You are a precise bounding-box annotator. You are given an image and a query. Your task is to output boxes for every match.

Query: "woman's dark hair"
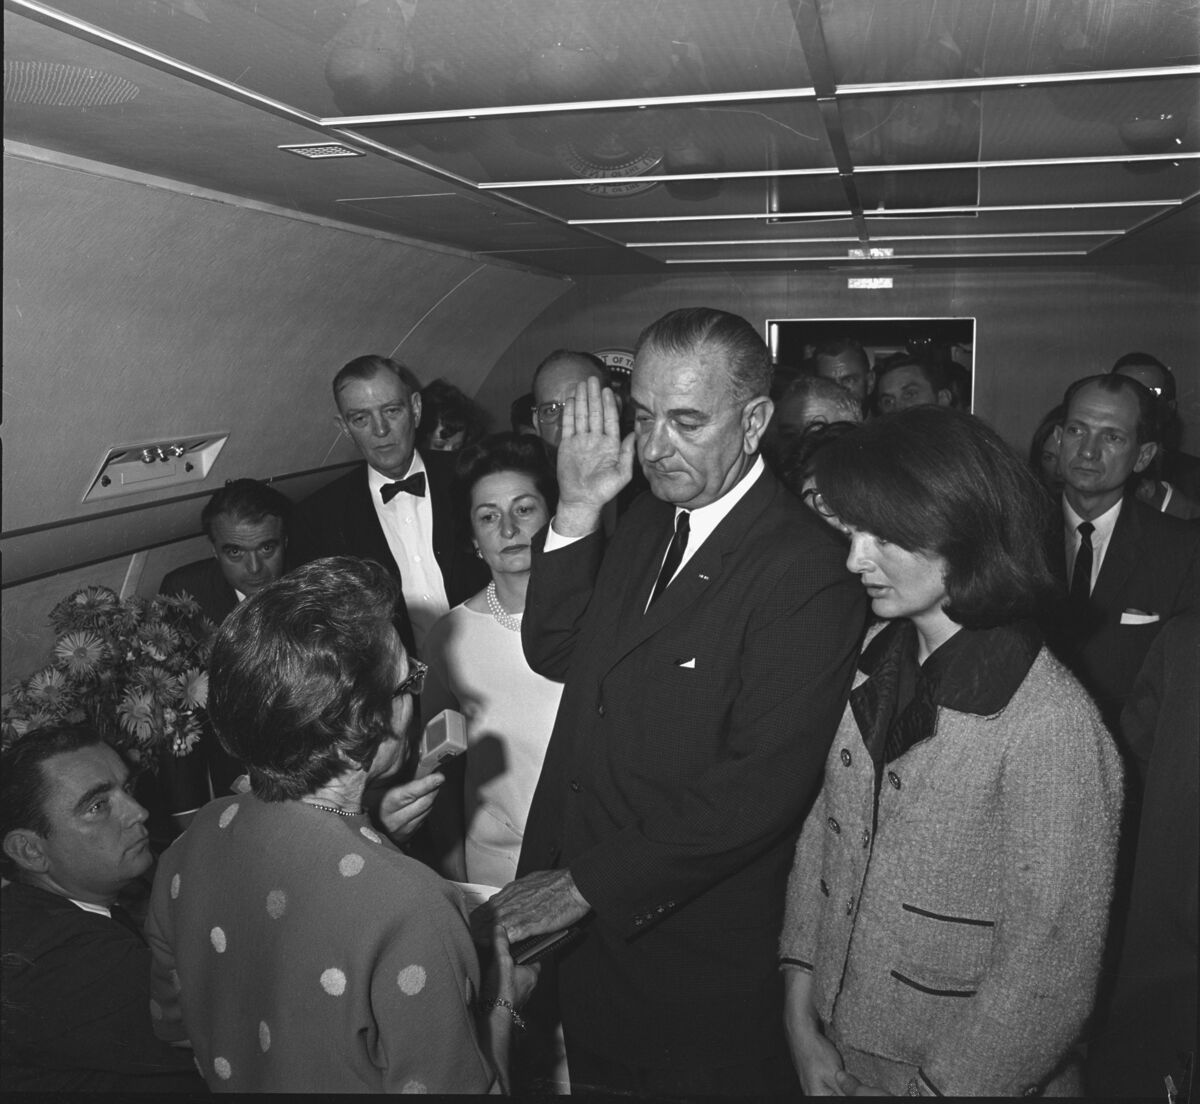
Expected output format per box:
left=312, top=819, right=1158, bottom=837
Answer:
left=0, top=724, right=112, bottom=876
left=778, top=420, right=862, bottom=500
left=814, top=406, right=1055, bottom=629
left=417, top=378, right=490, bottom=451
left=208, top=557, right=402, bottom=801
left=453, top=432, right=558, bottom=532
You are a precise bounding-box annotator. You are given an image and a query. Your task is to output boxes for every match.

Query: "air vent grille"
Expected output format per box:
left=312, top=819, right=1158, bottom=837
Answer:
left=278, top=143, right=364, bottom=159
left=4, top=61, right=139, bottom=107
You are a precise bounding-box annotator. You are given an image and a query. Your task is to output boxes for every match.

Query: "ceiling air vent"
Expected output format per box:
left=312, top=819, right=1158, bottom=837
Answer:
left=278, top=143, right=364, bottom=159
left=4, top=61, right=139, bottom=107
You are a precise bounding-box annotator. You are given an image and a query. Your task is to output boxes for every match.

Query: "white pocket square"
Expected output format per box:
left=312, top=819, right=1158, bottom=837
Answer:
left=675, top=657, right=697, bottom=669
left=1120, top=610, right=1160, bottom=625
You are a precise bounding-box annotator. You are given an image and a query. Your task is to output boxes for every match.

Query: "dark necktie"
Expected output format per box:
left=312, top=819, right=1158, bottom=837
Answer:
left=1070, top=521, right=1095, bottom=612
left=648, top=511, right=690, bottom=608
left=380, top=471, right=426, bottom=503
left=109, top=903, right=147, bottom=945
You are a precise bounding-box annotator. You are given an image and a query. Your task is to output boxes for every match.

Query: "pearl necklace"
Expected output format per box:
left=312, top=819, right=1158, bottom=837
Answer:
left=486, top=582, right=524, bottom=632
left=302, top=799, right=364, bottom=818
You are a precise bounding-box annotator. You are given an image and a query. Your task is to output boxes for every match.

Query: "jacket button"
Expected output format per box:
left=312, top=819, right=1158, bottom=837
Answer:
left=845, top=897, right=855, bottom=916
left=827, top=817, right=840, bottom=835
left=861, top=829, right=870, bottom=848
left=840, top=748, right=852, bottom=766
left=819, top=879, right=830, bottom=897
left=888, top=771, right=901, bottom=790
left=569, top=780, right=581, bottom=793
left=597, top=703, right=606, bottom=717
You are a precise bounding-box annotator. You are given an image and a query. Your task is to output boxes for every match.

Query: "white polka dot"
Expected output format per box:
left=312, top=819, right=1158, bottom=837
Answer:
left=338, top=853, right=365, bottom=877
left=359, top=826, right=382, bottom=844
left=320, top=967, right=347, bottom=996
left=259, top=1021, right=271, bottom=1052
left=401, top=1080, right=427, bottom=1093
left=149, top=999, right=164, bottom=1021
left=218, top=803, right=240, bottom=829
left=397, top=964, right=427, bottom=995
left=266, top=889, right=287, bottom=919
left=210, top=926, right=227, bottom=953
left=214, top=1056, right=232, bottom=1080
left=170, top=873, right=181, bottom=899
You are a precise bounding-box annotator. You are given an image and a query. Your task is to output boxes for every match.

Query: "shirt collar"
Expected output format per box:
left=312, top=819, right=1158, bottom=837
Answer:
left=672, top=456, right=765, bottom=546
left=366, top=449, right=426, bottom=495
left=69, top=897, right=113, bottom=918
left=1063, top=493, right=1123, bottom=544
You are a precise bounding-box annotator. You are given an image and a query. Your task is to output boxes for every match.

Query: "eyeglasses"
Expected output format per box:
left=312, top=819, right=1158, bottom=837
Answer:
left=393, top=658, right=428, bottom=699
left=531, top=400, right=567, bottom=425
left=801, top=487, right=836, bottom=519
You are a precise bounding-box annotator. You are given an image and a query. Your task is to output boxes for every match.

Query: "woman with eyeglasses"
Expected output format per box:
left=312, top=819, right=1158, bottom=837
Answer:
left=145, top=557, right=536, bottom=1093
left=780, top=408, right=1123, bottom=1097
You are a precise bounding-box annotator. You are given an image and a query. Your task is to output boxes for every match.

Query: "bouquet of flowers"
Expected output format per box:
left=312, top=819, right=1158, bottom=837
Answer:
left=1, top=584, right=215, bottom=764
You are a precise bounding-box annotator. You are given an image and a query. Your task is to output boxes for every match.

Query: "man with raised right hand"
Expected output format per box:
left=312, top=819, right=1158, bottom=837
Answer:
left=481, top=307, right=866, bottom=1096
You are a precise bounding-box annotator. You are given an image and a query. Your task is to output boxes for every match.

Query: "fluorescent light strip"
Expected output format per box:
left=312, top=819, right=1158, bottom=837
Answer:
left=839, top=64, right=1200, bottom=97
left=636, top=229, right=1123, bottom=248
left=865, top=200, right=1180, bottom=216
left=664, top=251, right=1089, bottom=263
left=482, top=152, right=1199, bottom=190
left=569, top=201, right=1179, bottom=226
left=321, top=86, right=817, bottom=127
left=318, top=65, right=1199, bottom=126
left=480, top=167, right=836, bottom=189
left=856, top=152, right=1200, bottom=174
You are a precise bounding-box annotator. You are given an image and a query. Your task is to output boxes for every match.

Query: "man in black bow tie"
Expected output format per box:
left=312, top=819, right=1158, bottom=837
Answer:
left=292, top=355, right=488, bottom=656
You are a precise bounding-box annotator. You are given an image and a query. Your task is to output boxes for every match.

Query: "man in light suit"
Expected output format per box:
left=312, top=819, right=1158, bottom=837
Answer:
left=1048, top=373, right=1200, bottom=737
left=292, top=355, right=488, bottom=656
left=483, top=308, right=866, bottom=1096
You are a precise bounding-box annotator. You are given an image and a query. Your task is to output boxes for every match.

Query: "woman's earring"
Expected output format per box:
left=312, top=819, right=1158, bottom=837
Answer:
left=474, top=546, right=483, bottom=558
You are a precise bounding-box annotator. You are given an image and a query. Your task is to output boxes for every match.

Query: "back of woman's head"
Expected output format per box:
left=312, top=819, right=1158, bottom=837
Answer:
left=453, top=432, right=558, bottom=527
left=814, top=406, right=1054, bottom=628
left=208, top=557, right=401, bottom=801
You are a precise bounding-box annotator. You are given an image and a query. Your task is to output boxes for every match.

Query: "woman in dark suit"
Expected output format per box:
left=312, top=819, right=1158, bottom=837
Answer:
left=781, top=407, right=1123, bottom=1097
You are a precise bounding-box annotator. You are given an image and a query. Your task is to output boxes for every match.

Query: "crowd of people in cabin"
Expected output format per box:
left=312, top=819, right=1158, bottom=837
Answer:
left=1, top=307, right=1196, bottom=1098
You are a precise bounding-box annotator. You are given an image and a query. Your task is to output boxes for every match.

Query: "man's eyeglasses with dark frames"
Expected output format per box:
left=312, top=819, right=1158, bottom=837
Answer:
left=393, top=659, right=428, bottom=700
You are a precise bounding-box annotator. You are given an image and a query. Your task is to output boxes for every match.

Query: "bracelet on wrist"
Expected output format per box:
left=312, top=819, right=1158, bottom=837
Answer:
left=483, top=997, right=527, bottom=1032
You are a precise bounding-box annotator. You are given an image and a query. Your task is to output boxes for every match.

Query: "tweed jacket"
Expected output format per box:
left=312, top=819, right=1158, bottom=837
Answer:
left=780, top=633, right=1123, bottom=1097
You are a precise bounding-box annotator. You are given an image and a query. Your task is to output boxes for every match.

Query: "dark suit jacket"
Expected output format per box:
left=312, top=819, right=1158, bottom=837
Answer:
left=159, top=557, right=237, bottom=626
left=1086, top=614, right=1198, bottom=1095
left=291, top=455, right=488, bottom=656
left=1046, top=494, right=1200, bottom=733
left=0, top=882, right=204, bottom=1093
left=158, top=559, right=243, bottom=794
left=517, top=467, right=866, bottom=1070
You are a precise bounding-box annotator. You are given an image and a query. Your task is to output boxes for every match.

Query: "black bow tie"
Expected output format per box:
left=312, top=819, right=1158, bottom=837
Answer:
left=380, top=472, right=426, bottom=503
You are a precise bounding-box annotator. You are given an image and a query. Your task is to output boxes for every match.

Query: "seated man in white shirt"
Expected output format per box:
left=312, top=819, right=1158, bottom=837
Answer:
left=0, top=725, right=204, bottom=1094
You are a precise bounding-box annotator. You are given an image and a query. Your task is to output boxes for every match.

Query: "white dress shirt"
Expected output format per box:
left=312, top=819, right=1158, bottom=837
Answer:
left=1063, top=495, right=1123, bottom=595
left=367, top=452, right=449, bottom=650
left=546, top=457, right=767, bottom=607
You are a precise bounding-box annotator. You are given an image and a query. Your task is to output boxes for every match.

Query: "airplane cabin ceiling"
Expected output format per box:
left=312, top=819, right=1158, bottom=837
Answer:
left=4, top=0, right=1199, bottom=275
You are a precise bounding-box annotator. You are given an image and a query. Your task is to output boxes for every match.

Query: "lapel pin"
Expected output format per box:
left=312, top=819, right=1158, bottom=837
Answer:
left=698, top=573, right=710, bottom=581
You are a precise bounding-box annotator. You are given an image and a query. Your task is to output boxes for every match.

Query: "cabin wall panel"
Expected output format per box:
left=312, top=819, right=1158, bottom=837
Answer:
left=1, top=151, right=569, bottom=584
left=481, top=265, right=1199, bottom=453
